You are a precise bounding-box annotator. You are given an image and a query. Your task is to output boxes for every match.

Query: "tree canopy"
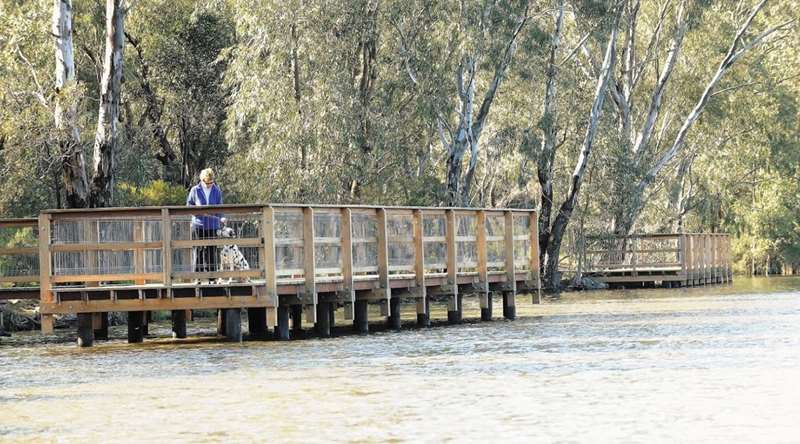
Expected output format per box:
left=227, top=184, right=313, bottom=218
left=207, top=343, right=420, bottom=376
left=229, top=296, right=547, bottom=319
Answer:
left=0, top=0, right=796, bottom=282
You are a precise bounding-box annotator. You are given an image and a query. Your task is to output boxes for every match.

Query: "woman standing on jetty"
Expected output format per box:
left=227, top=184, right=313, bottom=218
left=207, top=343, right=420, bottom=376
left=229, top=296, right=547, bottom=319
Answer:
left=186, top=168, right=225, bottom=274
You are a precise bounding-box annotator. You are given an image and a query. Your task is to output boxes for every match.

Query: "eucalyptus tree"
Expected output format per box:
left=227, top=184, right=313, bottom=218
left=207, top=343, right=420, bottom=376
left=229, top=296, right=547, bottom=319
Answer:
left=539, top=3, right=620, bottom=289
left=52, top=0, right=89, bottom=208
left=597, top=0, right=795, bottom=236
left=89, top=0, right=125, bottom=207
left=435, top=1, right=531, bottom=206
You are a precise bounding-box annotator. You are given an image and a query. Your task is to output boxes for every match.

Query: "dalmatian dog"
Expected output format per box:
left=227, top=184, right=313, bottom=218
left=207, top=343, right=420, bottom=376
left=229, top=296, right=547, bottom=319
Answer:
left=217, top=226, right=250, bottom=283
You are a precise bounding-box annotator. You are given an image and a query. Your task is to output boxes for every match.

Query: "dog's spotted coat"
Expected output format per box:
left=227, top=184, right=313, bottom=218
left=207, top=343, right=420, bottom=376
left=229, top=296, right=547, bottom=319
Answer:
left=218, top=226, right=250, bottom=282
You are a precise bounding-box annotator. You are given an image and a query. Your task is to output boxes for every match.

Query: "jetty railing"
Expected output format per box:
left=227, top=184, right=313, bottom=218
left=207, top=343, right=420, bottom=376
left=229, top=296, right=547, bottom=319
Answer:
left=1, top=204, right=541, bottom=334
left=0, top=218, right=40, bottom=300
left=583, top=233, right=732, bottom=286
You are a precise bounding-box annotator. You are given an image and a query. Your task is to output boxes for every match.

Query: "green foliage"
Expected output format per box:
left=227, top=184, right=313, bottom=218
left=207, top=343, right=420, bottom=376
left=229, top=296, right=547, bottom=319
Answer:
left=116, top=180, right=187, bottom=206
left=0, top=0, right=797, bottom=275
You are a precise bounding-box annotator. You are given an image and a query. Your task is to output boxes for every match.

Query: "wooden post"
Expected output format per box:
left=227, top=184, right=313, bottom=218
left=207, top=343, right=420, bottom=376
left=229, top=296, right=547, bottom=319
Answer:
left=727, top=235, right=733, bottom=282
left=171, top=309, right=187, bottom=338
left=445, top=209, right=460, bottom=323
left=386, top=208, right=402, bottom=330
left=142, top=311, right=151, bottom=336
left=93, top=312, right=109, bottom=340
left=303, top=207, right=317, bottom=323
left=680, top=234, right=688, bottom=286
left=127, top=311, right=144, bottom=344
left=476, top=211, right=491, bottom=321
left=376, top=208, right=391, bottom=317
left=529, top=210, right=541, bottom=304
left=224, top=308, right=242, bottom=342
left=503, top=211, right=516, bottom=320
left=291, top=304, right=303, bottom=337
left=315, top=301, right=332, bottom=338
left=354, top=299, right=369, bottom=334
left=247, top=307, right=268, bottom=340
left=631, top=237, right=638, bottom=278
left=714, top=234, right=724, bottom=284
left=134, top=219, right=145, bottom=284
left=340, top=208, right=355, bottom=320
left=276, top=305, right=290, bottom=340
left=161, top=209, right=172, bottom=295
left=38, top=214, right=54, bottom=334
left=262, top=207, right=278, bottom=327
left=389, top=296, right=401, bottom=331
left=413, top=209, right=428, bottom=327
left=691, top=235, right=698, bottom=286
left=703, top=234, right=710, bottom=284
left=76, top=313, right=94, bottom=346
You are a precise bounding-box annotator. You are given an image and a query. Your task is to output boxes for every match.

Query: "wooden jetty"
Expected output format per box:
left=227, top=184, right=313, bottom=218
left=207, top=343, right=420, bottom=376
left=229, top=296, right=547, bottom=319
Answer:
left=582, top=233, right=733, bottom=287
left=0, top=204, right=541, bottom=345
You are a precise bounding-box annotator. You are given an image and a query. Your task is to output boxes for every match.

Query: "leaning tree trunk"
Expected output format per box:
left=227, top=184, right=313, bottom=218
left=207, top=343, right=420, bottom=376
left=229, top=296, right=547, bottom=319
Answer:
left=613, top=0, right=784, bottom=236
left=52, top=0, right=89, bottom=209
left=441, top=3, right=529, bottom=206
left=542, top=14, right=619, bottom=290
left=89, top=0, right=125, bottom=208
left=126, top=32, right=179, bottom=184
left=537, top=0, right=564, bottom=273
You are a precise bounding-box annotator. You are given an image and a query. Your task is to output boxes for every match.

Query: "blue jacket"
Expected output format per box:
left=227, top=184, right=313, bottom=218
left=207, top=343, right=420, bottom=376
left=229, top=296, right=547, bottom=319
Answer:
left=187, top=183, right=224, bottom=230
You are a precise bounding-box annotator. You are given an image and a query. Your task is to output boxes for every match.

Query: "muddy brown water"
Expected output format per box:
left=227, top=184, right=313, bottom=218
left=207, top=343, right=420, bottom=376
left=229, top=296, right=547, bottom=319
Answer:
left=1, top=277, right=799, bottom=443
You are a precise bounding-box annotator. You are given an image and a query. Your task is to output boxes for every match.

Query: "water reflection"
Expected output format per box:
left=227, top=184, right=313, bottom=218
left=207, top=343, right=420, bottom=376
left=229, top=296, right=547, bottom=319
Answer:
left=1, top=277, right=799, bottom=442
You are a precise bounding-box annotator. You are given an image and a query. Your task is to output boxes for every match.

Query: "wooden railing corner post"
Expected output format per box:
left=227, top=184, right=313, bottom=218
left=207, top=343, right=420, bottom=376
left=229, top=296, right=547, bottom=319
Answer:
left=340, top=207, right=355, bottom=319
left=160, top=208, right=172, bottom=293
left=529, top=209, right=541, bottom=304
left=302, top=206, right=318, bottom=322
left=261, top=206, right=277, bottom=310
left=445, top=209, right=458, bottom=311
left=412, top=209, right=427, bottom=318
left=38, top=213, right=54, bottom=334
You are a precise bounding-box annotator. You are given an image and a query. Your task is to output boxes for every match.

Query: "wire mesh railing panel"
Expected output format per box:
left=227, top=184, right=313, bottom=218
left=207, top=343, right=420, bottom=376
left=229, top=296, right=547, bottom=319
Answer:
left=351, top=213, right=378, bottom=274
left=314, top=211, right=342, bottom=275
left=51, top=220, right=89, bottom=244
left=145, top=249, right=162, bottom=273
left=486, top=214, right=505, bottom=270
left=143, top=220, right=162, bottom=241
left=456, top=214, right=477, bottom=270
left=170, top=216, right=193, bottom=241
left=387, top=213, right=414, bottom=273
left=96, top=251, right=134, bottom=274
left=584, top=234, right=699, bottom=273
left=513, top=214, right=531, bottom=271
left=0, top=255, right=39, bottom=279
left=0, top=225, right=39, bottom=247
left=274, top=210, right=304, bottom=277
left=637, top=236, right=680, bottom=267
left=423, top=214, right=446, bottom=270
left=97, top=220, right=134, bottom=242
left=0, top=223, right=39, bottom=283
left=52, top=251, right=86, bottom=276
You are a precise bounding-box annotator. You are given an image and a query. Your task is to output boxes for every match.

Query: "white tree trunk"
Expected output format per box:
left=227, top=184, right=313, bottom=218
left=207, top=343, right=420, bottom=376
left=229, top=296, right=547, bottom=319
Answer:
left=52, top=0, right=89, bottom=208
left=543, top=14, right=619, bottom=289
left=442, top=2, right=529, bottom=206
left=537, top=0, right=565, bottom=271
left=90, top=0, right=125, bottom=207
left=620, top=0, right=785, bottom=232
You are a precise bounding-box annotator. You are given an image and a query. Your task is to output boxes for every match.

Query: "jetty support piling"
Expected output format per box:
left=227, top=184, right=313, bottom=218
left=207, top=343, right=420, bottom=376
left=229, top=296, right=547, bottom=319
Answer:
left=171, top=309, right=187, bottom=339
left=77, top=313, right=94, bottom=347
left=247, top=307, right=268, bottom=340
left=276, top=305, right=290, bottom=340
left=127, top=311, right=144, bottom=343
